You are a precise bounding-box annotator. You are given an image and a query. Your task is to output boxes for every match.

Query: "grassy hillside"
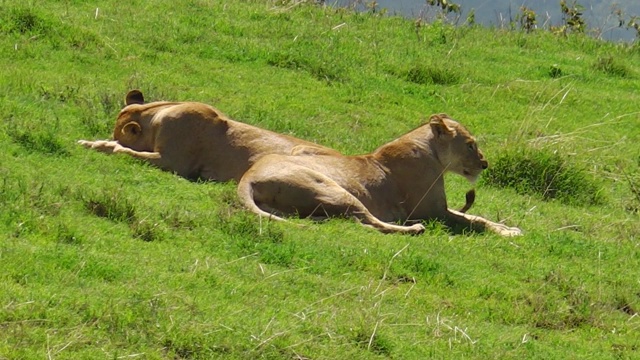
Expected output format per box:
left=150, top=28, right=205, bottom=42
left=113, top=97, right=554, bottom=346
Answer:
left=1, top=0, right=639, bottom=358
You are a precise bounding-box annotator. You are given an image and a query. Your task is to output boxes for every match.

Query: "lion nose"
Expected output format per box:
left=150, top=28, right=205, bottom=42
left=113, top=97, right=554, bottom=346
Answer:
left=481, top=159, right=488, bottom=169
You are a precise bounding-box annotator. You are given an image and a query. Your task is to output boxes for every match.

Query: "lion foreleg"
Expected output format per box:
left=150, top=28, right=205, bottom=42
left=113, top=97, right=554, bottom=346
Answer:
left=445, top=209, right=522, bottom=237
left=111, top=146, right=161, bottom=161
left=78, top=139, right=120, bottom=154
left=78, top=139, right=163, bottom=166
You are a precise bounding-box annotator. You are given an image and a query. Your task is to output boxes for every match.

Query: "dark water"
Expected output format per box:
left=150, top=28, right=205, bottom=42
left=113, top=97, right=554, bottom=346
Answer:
left=333, top=0, right=639, bottom=42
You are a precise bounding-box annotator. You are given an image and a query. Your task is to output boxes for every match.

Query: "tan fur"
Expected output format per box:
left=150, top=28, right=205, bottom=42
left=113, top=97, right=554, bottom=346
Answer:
left=78, top=90, right=338, bottom=181
left=238, top=114, right=522, bottom=236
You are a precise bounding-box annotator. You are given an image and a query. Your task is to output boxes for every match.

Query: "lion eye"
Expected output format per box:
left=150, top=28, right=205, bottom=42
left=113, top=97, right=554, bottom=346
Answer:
left=467, top=143, right=475, bottom=151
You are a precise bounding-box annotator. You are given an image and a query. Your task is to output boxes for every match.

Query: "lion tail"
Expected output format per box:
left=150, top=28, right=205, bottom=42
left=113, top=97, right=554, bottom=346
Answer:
left=459, top=189, right=475, bottom=213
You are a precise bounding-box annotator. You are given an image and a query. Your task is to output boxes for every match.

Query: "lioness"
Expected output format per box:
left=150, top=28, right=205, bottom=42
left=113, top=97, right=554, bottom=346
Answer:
left=237, top=114, right=522, bottom=236
left=78, top=90, right=339, bottom=181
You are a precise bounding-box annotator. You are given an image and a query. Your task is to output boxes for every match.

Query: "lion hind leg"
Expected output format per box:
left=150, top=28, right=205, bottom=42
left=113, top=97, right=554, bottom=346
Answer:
left=237, top=175, right=290, bottom=223
left=238, top=167, right=424, bottom=235
left=313, top=190, right=425, bottom=234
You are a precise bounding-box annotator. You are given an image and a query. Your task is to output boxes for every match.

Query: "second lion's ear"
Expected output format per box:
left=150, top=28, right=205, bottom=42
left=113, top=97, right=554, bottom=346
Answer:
left=122, top=122, right=141, bottom=136
left=429, top=114, right=453, bottom=137
left=125, top=90, right=145, bottom=105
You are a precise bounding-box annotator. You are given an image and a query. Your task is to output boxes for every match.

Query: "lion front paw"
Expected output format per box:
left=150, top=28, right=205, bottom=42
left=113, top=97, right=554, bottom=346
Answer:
left=77, top=139, right=93, bottom=148
left=495, top=224, right=523, bottom=237
left=77, top=140, right=119, bottom=154
left=408, top=223, right=426, bottom=235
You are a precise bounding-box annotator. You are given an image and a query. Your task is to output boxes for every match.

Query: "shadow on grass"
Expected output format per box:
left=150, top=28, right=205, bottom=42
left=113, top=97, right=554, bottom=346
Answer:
left=7, top=127, right=69, bottom=156
left=81, top=189, right=165, bottom=242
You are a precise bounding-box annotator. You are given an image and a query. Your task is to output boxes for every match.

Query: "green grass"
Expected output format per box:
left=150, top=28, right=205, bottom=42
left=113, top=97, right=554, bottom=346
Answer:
left=1, top=0, right=639, bottom=358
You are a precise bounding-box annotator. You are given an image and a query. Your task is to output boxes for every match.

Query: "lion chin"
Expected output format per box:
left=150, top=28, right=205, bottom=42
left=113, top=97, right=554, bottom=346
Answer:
left=463, top=169, right=481, bottom=183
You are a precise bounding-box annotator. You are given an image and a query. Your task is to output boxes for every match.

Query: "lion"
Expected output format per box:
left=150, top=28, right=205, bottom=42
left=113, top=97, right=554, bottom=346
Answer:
left=78, top=90, right=339, bottom=181
left=237, top=114, right=522, bottom=236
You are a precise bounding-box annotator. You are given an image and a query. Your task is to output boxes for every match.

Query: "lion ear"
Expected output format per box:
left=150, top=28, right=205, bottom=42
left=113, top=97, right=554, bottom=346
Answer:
left=429, top=114, right=453, bottom=137
left=122, top=122, right=142, bottom=137
left=125, top=90, right=145, bottom=105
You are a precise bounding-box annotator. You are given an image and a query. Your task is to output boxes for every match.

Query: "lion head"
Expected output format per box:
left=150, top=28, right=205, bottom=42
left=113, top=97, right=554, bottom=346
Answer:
left=429, top=114, right=488, bottom=183
left=111, top=91, right=166, bottom=152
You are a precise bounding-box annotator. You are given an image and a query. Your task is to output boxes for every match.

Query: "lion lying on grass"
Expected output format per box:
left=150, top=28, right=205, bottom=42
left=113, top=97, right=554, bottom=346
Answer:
left=237, top=114, right=522, bottom=236
left=78, top=90, right=339, bottom=181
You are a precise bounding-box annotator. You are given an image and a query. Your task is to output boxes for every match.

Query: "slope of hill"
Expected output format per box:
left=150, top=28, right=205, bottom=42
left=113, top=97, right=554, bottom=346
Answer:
left=0, top=1, right=639, bottom=358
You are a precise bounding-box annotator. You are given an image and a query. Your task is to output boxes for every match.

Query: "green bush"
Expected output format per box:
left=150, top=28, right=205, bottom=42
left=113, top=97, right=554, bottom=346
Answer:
left=267, top=51, right=346, bottom=83
left=0, top=7, right=51, bottom=35
left=483, top=147, right=604, bottom=206
left=403, top=63, right=461, bottom=85
left=593, top=56, right=632, bottom=77
left=82, top=190, right=137, bottom=224
left=7, top=128, right=69, bottom=156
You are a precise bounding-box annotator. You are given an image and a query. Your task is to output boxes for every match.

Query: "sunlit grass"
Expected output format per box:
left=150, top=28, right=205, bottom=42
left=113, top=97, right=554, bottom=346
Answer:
left=0, top=0, right=639, bottom=358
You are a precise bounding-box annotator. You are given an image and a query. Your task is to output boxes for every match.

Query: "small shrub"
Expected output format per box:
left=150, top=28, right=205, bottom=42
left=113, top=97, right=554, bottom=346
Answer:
left=1, top=7, right=101, bottom=50
left=131, top=220, right=165, bottom=242
left=465, top=8, right=476, bottom=26
left=353, top=329, right=394, bottom=356
left=267, top=52, right=344, bottom=83
left=83, top=191, right=137, bottom=224
left=482, top=147, right=604, bottom=206
left=38, top=85, right=80, bottom=103
left=404, top=63, right=461, bottom=85
left=162, top=337, right=231, bottom=359
left=267, top=52, right=305, bottom=71
left=0, top=7, right=51, bottom=35
left=7, top=127, right=69, bottom=156
left=615, top=295, right=637, bottom=316
left=560, top=0, right=586, bottom=34
left=548, top=64, right=563, bottom=78
left=613, top=6, right=640, bottom=41
left=160, top=209, right=198, bottom=230
left=56, top=223, right=82, bottom=245
left=624, top=171, right=640, bottom=214
left=518, top=6, right=537, bottom=33
left=593, top=56, right=631, bottom=78
left=426, top=0, right=462, bottom=17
